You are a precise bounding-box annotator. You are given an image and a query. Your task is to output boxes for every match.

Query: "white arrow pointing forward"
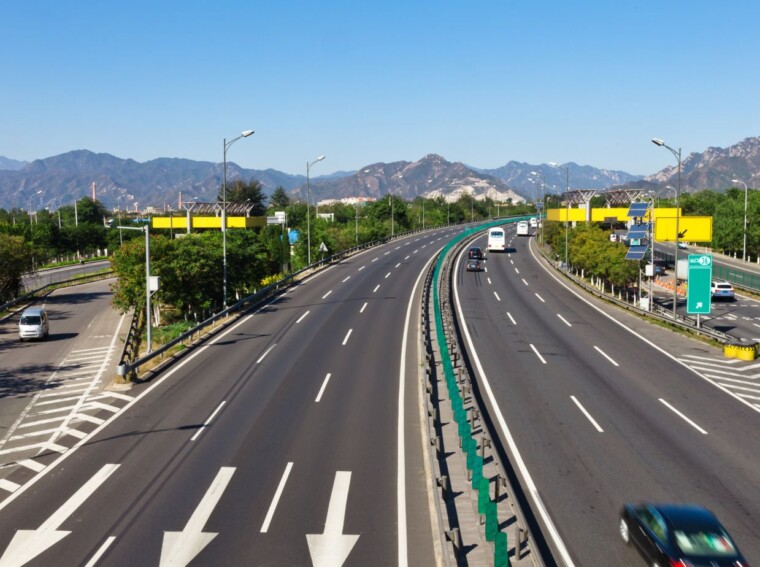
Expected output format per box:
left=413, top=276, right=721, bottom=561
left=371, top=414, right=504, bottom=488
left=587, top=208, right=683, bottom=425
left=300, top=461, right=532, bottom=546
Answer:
left=0, top=463, right=120, bottom=567
left=159, top=467, right=235, bottom=567
left=306, top=471, right=359, bottom=567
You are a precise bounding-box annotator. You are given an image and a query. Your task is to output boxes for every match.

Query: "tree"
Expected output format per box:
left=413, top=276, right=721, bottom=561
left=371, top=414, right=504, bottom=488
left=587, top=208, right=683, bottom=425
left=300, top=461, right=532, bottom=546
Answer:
left=0, top=234, right=33, bottom=301
left=269, top=186, right=291, bottom=209
left=218, top=177, right=267, bottom=216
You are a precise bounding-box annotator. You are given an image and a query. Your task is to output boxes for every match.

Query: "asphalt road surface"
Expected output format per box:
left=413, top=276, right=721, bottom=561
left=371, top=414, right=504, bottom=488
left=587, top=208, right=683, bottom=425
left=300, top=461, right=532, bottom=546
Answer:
left=455, top=225, right=759, bottom=565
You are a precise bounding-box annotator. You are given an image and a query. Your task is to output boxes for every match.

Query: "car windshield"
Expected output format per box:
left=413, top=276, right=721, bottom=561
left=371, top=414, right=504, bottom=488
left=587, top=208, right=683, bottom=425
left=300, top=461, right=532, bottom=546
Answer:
left=673, top=529, right=737, bottom=557
left=20, top=315, right=41, bottom=325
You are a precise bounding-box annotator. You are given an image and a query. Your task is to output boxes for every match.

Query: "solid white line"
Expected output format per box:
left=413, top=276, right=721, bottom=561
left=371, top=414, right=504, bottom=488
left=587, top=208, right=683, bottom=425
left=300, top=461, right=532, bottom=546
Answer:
left=373, top=284, right=380, bottom=293
left=64, top=428, right=88, bottom=440
left=322, top=290, right=333, bottom=299
left=507, top=312, right=516, bottom=325
left=570, top=396, right=604, bottom=432
left=535, top=293, right=545, bottom=303
left=191, top=401, right=226, bottom=441
left=18, top=459, right=45, bottom=472
left=522, top=278, right=529, bottom=286
left=452, top=252, right=575, bottom=566
left=557, top=314, right=572, bottom=327
left=494, top=291, right=501, bottom=301
left=593, top=346, right=619, bottom=367
left=84, top=537, right=116, bottom=567
left=260, top=462, right=293, bottom=533
left=342, top=329, right=353, bottom=345
left=73, top=414, right=105, bottom=425
left=0, top=479, right=19, bottom=493
left=659, top=399, right=708, bottom=434
left=530, top=344, right=547, bottom=364
left=256, top=344, right=277, bottom=364
left=296, top=311, right=310, bottom=324
left=95, top=392, right=133, bottom=402
left=315, top=373, right=332, bottom=403
left=360, top=302, right=368, bottom=313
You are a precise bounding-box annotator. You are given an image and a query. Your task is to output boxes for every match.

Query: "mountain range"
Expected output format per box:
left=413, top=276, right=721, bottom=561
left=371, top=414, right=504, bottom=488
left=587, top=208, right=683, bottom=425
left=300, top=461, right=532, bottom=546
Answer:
left=0, top=136, right=757, bottom=211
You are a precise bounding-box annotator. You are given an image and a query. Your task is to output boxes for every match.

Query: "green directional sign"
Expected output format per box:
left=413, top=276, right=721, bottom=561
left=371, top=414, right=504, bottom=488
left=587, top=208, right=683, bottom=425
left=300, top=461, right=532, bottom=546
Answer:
left=687, top=254, right=712, bottom=315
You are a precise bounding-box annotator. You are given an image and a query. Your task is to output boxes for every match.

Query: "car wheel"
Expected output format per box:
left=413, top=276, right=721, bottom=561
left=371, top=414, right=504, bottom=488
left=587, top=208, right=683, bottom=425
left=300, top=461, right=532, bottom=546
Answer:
left=619, top=518, right=630, bottom=544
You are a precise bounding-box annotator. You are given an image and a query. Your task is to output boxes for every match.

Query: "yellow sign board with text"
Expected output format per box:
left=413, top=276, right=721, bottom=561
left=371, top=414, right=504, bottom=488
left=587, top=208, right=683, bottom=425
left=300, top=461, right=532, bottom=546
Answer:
left=655, top=216, right=712, bottom=243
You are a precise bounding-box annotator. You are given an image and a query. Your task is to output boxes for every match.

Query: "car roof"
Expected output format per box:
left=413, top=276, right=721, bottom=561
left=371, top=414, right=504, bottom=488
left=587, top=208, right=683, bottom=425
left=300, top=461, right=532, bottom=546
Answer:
left=652, top=504, right=723, bottom=531
left=21, top=307, right=45, bottom=316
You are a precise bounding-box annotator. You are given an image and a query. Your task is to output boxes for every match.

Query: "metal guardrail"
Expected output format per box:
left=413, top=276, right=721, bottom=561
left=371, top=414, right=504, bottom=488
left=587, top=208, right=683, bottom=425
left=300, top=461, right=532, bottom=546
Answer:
left=0, top=270, right=115, bottom=316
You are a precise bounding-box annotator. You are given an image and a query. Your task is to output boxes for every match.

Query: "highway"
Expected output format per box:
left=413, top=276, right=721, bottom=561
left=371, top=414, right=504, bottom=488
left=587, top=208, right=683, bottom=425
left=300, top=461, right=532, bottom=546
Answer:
left=455, top=225, right=760, bottom=565
left=0, top=230, right=459, bottom=566
left=19, top=261, right=111, bottom=294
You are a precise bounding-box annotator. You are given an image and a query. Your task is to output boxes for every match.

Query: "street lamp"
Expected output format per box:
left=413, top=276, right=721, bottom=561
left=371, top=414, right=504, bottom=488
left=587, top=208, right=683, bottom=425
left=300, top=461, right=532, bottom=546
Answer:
left=222, top=129, right=254, bottom=308
left=549, top=163, right=570, bottom=269
left=28, top=190, right=43, bottom=218
left=118, top=224, right=153, bottom=353
left=306, top=155, right=325, bottom=265
left=732, top=179, right=749, bottom=261
left=652, top=138, right=682, bottom=320
left=530, top=171, right=546, bottom=244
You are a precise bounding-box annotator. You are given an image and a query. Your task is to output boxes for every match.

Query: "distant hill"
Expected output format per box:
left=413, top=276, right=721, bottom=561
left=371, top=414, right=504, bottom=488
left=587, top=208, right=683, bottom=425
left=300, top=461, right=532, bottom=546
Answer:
left=0, top=156, right=27, bottom=171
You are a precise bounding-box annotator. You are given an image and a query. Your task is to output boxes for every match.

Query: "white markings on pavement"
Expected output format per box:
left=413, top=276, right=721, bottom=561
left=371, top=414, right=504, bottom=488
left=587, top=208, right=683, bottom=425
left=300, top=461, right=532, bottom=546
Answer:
left=296, top=311, right=310, bottom=324
left=256, top=344, right=277, bottom=364
left=0, top=479, right=19, bottom=493
left=570, top=396, right=604, bottom=432
left=395, top=263, right=401, bottom=268
left=535, top=293, right=545, bottom=303
left=593, top=346, right=619, bottom=367
left=385, top=272, right=391, bottom=279
left=530, top=344, right=547, bottom=364
left=342, top=276, right=351, bottom=283
left=515, top=268, right=520, bottom=274
left=360, top=302, right=368, bottom=313
left=0, top=464, right=120, bottom=566
left=487, top=277, right=492, bottom=285
left=84, top=536, right=116, bottom=567
left=260, top=462, right=294, bottom=533
left=322, top=290, right=333, bottom=299
left=316, top=374, right=332, bottom=403
left=373, top=284, right=380, bottom=293
left=521, top=278, right=529, bottom=286
left=659, top=399, right=708, bottom=434
left=372, top=257, right=379, bottom=262
left=159, top=467, right=236, bottom=567
left=358, top=266, right=366, bottom=271
left=507, top=312, right=516, bottom=325
left=342, top=329, right=353, bottom=345
left=557, top=314, right=572, bottom=327
left=493, top=292, right=502, bottom=302
left=306, top=471, right=360, bottom=567
left=190, top=401, right=226, bottom=441
left=404, top=255, right=410, bottom=260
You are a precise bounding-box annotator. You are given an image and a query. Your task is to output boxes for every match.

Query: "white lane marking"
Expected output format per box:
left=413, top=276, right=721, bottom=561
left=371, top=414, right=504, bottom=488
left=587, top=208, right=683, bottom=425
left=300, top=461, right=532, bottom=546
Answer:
left=535, top=293, right=545, bottom=303
left=515, top=268, right=520, bottom=274
left=385, top=251, right=391, bottom=255
left=17, top=459, right=45, bottom=473
left=0, top=464, right=120, bottom=566
left=593, top=346, right=619, bottom=367
left=260, top=462, right=294, bottom=533
left=358, top=266, right=366, bottom=271
left=452, top=254, right=575, bottom=566
left=0, top=479, right=19, bottom=493
left=395, top=263, right=401, bottom=268
left=494, top=292, right=501, bottom=302
left=315, top=374, right=332, bottom=403
left=521, top=278, right=529, bottom=286
left=557, top=314, right=572, bottom=327
left=570, top=396, right=604, bottom=432
left=256, top=344, right=277, bottom=364
left=385, top=272, right=391, bottom=279
left=413, top=249, right=419, bottom=254
left=190, top=401, right=226, bottom=441
left=322, top=290, right=333, bottom=299
left=342, top=329, right=353, bottom=345
left=659, top=399, right=708, bottom=434
left=342, top=276, right=351, bottom=283
left=64, top=429, right=87, bottom=440
left=296, top=311, right=310, bottom=324
left=404, top=255, right=410, bottom=260
left=530, top=344, right=547, bottom=364
left=306, top=471, right=359, bottom=565
left=360, top=302, right=368, bottom=313
left=507, top=312, right=516, bottom=325
left=372, top=257, right=379, bottom=262
left=373, top=285, right=380, bottom=293
left=484, top=267, right=488, bottom=273
left=159, top=467, right=236, bottom=566
left=487, top=277, right=492, bottom=285
left=510, top=259, right=514, bottom=264
left=84, top=537, right=116, bottom=567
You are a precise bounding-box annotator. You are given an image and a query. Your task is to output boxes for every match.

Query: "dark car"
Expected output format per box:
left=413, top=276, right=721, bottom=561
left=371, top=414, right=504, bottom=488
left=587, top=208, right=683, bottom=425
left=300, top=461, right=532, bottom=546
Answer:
left=620, top=503, right=747, bottom=566
left=466, top=260, right=482, bottom=272
left=468, top=247, right=484, bottom=260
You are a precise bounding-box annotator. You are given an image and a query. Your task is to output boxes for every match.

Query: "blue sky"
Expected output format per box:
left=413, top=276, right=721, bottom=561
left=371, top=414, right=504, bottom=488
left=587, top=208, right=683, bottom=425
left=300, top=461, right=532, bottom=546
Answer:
left=2, top=1, right=758, bottom=177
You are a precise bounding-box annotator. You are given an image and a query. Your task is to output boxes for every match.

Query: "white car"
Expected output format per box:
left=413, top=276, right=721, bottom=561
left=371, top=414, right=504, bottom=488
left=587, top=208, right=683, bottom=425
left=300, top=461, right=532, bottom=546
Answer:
left=710, top=280, right=735, bottom=300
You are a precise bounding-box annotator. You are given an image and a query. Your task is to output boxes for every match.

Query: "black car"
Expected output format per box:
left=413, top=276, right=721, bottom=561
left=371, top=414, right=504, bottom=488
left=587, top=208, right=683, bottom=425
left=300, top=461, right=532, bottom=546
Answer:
left=620, top=503, right=747, bottom=566
left=468, top=246, right=484, bottom=260
left=466, top=260, right=482, bottom=272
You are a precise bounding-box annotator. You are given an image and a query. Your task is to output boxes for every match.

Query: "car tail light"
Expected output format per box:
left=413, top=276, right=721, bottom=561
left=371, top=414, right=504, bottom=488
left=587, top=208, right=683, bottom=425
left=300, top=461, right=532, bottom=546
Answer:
left=669, top=560, right=691, bottom=567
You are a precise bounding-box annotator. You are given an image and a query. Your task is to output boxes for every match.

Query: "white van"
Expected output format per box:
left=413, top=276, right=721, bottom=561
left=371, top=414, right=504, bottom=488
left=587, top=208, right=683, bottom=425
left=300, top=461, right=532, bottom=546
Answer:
left=19, top=307, right=49, bottom=341
left=516, top=221, right=530, bottom=236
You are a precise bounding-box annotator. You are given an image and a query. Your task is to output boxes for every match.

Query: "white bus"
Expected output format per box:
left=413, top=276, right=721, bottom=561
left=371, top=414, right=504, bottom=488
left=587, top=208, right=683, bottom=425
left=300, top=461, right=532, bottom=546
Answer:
left=516, top=221, right=530, bottom=236
left=487, top=227, right=506, bottom=252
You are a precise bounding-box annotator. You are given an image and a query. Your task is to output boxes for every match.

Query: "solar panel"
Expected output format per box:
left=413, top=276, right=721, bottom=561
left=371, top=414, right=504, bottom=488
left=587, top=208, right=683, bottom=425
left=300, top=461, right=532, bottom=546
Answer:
left=625, top=245, right=649, bottom=260
left=626, top=223, right=651, bottom=240
left=627, top=202, right=649, bottom=218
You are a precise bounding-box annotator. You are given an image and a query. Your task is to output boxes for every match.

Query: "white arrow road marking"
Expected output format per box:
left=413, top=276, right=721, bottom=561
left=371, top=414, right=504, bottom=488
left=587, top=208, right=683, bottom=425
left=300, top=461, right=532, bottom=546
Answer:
left=159, top=467, right=235, bottom=567
left=306, top=471, right=359, bottom=567
left=0, top=463, right=119, bottom=567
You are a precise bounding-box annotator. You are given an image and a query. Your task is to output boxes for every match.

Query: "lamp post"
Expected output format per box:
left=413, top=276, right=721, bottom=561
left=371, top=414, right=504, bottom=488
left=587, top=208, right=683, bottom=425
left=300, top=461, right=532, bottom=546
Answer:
left=28, top=190, right=43, bottom=220
left=306, top=155, right=325, bottom=265
left=549, top=163, right=570, bottom=269
left=118, top=224, right=153, bottom=352
left=222, top=129, right=254, bottom=308
left=652, top=138, right=682, bottom=321
left=732, top=178, right=748, bottom=261
left=530, top=171, right=547, bottom=244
